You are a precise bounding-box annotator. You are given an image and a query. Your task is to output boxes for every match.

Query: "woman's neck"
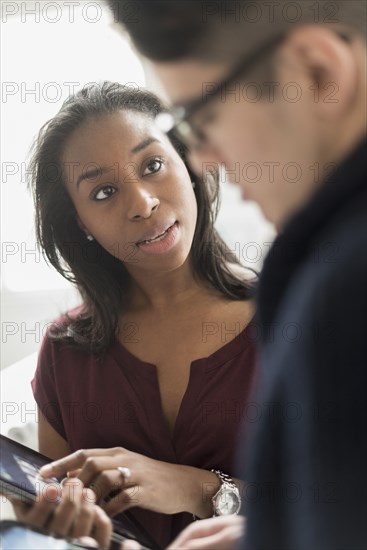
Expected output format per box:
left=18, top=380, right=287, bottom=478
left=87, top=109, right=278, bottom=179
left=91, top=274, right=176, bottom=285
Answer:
left=126, top=257, right=205, bottom=315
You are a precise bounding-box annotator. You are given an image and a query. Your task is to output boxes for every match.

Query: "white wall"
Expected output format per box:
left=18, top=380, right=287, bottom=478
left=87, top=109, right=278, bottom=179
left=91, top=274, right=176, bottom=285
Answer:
left=1, top=2, right=146, bottom=369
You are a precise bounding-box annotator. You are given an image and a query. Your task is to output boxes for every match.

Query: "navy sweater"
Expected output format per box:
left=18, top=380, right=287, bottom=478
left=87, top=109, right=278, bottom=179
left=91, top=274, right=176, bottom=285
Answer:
left=240, top=138, right=367, bottom=550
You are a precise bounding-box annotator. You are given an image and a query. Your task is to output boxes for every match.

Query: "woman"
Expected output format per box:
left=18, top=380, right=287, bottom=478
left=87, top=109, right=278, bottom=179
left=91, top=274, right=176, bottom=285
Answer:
left=15, top=82, right=256, bottom=548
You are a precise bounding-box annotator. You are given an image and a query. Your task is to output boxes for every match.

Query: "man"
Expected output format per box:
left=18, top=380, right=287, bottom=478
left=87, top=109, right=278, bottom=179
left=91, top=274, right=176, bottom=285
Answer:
left=107, top=1, right=367, bottom=549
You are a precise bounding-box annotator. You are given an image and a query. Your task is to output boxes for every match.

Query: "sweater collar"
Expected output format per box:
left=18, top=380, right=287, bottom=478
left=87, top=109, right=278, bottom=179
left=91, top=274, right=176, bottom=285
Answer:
left=257, top=136, right=367, bottom=331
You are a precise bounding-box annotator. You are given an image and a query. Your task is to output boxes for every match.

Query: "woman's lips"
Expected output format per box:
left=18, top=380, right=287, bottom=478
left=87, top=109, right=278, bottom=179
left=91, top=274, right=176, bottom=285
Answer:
left=137, top=222, right=179, bottom=255
left=136, top=221, right=175, bottom=244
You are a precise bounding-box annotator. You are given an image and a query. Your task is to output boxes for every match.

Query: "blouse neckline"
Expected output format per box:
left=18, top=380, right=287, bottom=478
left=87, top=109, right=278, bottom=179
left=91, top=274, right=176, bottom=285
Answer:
left=109, top=317, right=256, bottom=372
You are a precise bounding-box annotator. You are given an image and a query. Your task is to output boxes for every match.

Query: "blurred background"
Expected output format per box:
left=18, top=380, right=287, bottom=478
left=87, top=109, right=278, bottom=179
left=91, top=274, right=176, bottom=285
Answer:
left=1, top=1, right=275, bottom=376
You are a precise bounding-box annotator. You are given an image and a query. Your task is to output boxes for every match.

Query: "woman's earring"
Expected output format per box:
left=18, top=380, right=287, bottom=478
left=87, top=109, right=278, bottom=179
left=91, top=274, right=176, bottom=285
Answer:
left=192, top=181, right=196, bottom=189
left=86, top=234, right=94, bottom=242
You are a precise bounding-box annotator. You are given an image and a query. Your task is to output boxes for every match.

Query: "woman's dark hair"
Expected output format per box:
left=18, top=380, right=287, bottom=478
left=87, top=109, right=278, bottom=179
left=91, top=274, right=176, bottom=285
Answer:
left=30, top=81, right=255, bottom=353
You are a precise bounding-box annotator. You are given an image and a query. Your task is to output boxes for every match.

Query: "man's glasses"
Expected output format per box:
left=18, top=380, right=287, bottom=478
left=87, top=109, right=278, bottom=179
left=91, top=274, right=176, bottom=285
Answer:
left=155, top=33, right=285, bottom=149
left=155, top=30, right=351, bottom=150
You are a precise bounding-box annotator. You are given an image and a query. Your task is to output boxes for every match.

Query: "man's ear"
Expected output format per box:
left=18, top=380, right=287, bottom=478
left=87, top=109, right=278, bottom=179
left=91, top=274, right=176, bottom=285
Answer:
left=279, top=25, right=359, bottom=120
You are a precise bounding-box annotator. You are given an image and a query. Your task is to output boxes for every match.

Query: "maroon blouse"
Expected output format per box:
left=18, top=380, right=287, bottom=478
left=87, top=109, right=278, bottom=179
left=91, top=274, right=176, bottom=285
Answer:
left=32, top=315, right=257, bottom=547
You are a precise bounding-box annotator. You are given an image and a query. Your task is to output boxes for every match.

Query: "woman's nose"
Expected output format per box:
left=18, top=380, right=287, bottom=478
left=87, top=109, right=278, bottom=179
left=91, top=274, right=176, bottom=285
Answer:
left=126, top=184, right=160, bottom=220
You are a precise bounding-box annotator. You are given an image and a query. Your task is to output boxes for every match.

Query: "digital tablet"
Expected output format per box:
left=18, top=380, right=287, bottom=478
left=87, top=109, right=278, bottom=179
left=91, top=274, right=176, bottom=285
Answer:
left=0, top=435, right=161, bottom=550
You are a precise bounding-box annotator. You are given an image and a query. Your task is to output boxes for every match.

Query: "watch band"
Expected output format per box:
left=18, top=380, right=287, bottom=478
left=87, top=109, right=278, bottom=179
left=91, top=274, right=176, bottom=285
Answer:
left=211, top=469, right=237, bottom=490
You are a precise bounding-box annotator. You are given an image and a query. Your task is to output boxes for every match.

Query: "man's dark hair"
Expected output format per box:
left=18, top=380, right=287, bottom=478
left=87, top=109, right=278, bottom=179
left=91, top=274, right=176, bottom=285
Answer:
left=107, top=1, right=366, bottom=62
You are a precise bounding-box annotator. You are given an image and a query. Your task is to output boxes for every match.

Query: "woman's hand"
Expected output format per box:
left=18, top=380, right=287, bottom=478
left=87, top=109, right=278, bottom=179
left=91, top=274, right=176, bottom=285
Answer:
left=39, top=447, right=221, bottom=518
left=8, top=477, right=112, bottom=549
left=121, top=515, right=246, bottom=550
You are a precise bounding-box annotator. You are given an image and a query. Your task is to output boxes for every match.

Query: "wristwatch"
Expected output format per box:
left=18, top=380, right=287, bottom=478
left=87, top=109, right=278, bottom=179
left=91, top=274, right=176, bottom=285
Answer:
left=211, top=469, right=241, bottom=516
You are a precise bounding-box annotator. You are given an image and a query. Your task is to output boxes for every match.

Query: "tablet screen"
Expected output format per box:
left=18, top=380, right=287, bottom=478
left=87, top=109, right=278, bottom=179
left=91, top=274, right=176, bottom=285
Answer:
left=0, top=520, right=144, bottom=550
left=0, top=435, right=61, bottom=501
left=0, top=522, right=85, bottom=549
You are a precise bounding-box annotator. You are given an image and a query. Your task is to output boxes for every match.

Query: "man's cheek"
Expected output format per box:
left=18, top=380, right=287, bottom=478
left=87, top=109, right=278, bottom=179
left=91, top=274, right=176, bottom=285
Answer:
left=187, top=151, right=205, bottom=177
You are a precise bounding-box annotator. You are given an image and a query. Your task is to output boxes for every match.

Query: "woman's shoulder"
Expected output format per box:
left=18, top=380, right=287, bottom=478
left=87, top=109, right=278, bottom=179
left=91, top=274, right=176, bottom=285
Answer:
left=46, top=304, right=84, bottom=332
left=40, top=304, right=88, bottom=355
left=57, top=304, right=85, bottom=322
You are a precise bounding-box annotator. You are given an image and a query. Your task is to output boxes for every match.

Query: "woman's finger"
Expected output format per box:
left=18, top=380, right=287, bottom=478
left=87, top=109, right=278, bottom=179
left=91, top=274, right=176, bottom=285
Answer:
left=39, top=448, right=114, bottom=478
left=25, top=503, right=55, bottom=530
left=66, top=468, right=82, bottom=478
left=69, top=487, right=96, bottom=541
left=9, top=486, right=62, bottom=529
left=47, top=478, right=83, bottom=536
left=92, top=504, right=113, bottom=549
left=102, top=485, right=139, bottom=516
left=77, top=457, right=130, bottom=489
left=88, top=468, right=134, bottom=504
left=7, top=496, right=32, bottom=518
left=120, top=540, right=143, bottom=550
left=75, top=536, right=99, bottom=548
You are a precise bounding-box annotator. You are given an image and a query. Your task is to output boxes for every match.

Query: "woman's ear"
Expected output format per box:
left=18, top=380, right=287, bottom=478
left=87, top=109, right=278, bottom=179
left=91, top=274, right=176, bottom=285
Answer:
left=77, top=218, right=93, bottom=240
left=280, top=25, right=359, bottom=120
left=77, top=217, right=87, bottom=233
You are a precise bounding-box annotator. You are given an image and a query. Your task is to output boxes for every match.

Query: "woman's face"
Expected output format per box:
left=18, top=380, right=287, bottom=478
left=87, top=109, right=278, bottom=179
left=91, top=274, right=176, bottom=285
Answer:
left=62, top=110, right=198, bottom=276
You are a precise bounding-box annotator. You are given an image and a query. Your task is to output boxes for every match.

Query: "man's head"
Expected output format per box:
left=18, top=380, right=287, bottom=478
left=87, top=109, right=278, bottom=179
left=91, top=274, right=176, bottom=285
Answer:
left=108, top=0, right=367, bottom=226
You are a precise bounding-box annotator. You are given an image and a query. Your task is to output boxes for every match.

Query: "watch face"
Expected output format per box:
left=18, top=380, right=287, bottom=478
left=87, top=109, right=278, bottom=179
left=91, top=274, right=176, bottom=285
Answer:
left=216, top=486, right=241, bottom=515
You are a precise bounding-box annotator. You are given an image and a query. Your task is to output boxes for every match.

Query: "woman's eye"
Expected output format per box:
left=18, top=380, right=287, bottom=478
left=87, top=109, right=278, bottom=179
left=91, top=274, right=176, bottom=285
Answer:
left=92, top=185, right=116, bottom=201
left=143, top=158, right=164, bottom=176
